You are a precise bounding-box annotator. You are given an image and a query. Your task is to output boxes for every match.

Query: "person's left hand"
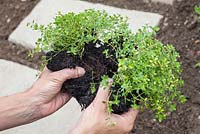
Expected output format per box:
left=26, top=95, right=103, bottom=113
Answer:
left=27, top=67, right=85, bottom=118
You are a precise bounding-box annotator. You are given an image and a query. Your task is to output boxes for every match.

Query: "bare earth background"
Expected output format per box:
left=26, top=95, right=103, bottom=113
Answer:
left=0, top=0, right=200, bottom=134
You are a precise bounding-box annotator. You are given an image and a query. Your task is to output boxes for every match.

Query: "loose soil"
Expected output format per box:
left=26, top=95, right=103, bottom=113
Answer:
left=0, top=0, right=200, bottom=134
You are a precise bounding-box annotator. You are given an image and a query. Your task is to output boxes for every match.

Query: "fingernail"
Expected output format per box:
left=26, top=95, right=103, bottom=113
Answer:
left=107, top=79, right=113, bottom=87
left=108, top=78, right=113, bottom=84
left=76, top=67, right=85, bottom=76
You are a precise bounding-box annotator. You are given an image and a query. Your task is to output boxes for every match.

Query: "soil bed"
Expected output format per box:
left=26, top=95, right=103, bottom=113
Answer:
left=0, top=0, right=42, bottom=69
left=0, top=0, right=200, bottom=134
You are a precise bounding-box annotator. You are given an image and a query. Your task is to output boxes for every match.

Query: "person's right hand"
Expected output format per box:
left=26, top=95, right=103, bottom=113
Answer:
left=70, top=79, right=138, bottom=134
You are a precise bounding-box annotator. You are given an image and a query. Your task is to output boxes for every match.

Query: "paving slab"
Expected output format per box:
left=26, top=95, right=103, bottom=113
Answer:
left=0, top=59, right=38, bottom=95
left=9, top=0, right=163, bottom=49
left=151, top=0, right=175, bottom=5
left=0, top=59, right=81, bottom=134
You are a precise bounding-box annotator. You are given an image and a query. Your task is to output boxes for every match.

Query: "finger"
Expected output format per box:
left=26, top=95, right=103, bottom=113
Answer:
left=93, top=79, right=113, bottom=111
left=51, top=67, right=85, bottom=82
left=111, top=109, right=138, bottom=133
left=112, top=109, right=138, bottom=132
left=40, top=66, right=52, bottom=78
left=121, top=108, right=139, bottom=123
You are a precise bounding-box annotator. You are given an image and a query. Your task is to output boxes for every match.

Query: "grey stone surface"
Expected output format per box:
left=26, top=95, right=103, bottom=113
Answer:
left=151, top=0, right=175, bottom=5
left=9, top=0, right=163, bottom=49
left=0, top=59, right=38, bottom=95
left=0, top=59, right=81, bottom=134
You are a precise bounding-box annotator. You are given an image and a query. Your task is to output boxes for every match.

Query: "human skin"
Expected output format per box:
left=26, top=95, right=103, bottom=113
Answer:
left=70, top=79, right=138, bottom=134
left=0, top=67, right=85, bottom=130
left=0, top=67, right=138, bottom=133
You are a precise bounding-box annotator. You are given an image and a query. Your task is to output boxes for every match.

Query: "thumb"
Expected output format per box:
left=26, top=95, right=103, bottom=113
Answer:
left=93, top=79, right=113, bottom=111
left=120, top=108, right=139, bottom=123
left=50, top=67, right=85, bottom=82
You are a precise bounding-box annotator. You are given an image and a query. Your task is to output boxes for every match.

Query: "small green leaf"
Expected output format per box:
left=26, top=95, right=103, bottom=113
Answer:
left=90, top=82, right=96, bottom=94
left=195, top=62, right=200, bottom=67
left=100, top=75, right=109, bottom=87
left=195, top=6, right=200, bottom=15
left=169, top=104, right=176, bottom=112
left=131, top=104, right=139, bottom=109
left=179, top=95, right=187, bottom=103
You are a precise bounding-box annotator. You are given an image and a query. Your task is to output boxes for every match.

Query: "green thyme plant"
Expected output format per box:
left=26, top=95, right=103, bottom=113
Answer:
left=112, top=27, right=186, bottom=121
left=29, top=9, right=186, bottom=122
left=28, top=10, right=128, bottom=55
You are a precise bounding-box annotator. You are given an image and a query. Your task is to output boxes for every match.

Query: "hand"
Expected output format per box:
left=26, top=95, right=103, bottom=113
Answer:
left=0, top=66, right=85, bottom=130
left=28, top=67, right=85, bottom=118
left=70, top=79, right=138, bottom=134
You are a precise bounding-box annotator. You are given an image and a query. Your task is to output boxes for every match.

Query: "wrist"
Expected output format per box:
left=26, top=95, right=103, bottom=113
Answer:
left=22, top=89, right=43, bottom=121
left=0, top=90, right=42, bottom=130
left=13, top=90, right=43, bottom=123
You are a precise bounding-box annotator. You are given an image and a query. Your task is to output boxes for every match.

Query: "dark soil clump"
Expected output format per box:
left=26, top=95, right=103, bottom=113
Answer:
left=46, top=41, right=133, bottom=114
